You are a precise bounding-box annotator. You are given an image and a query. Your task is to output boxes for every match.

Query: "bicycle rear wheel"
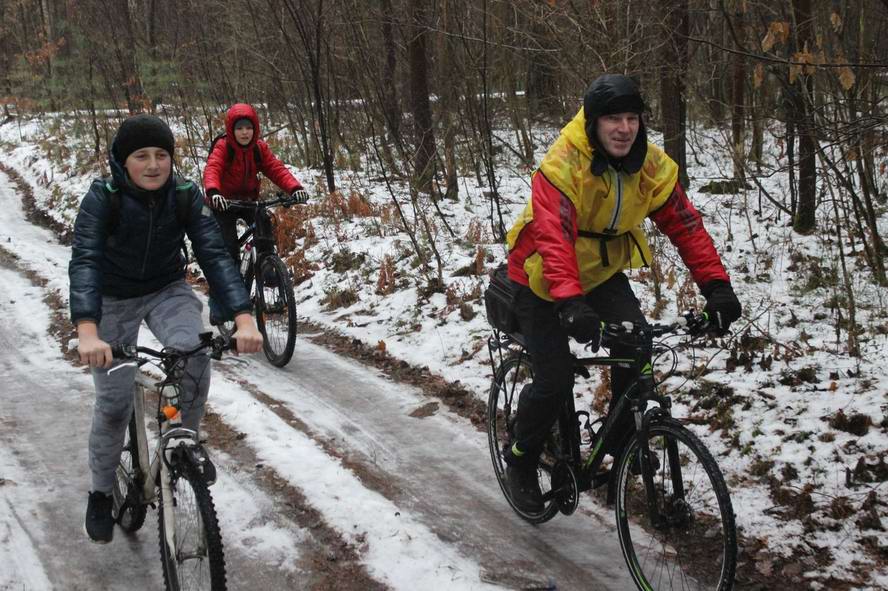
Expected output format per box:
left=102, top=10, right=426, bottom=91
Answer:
left=112, top=412, right=147, bottom=533
left=487, top=353, right=559, bottom=524
left=614, top=418, right=737, bottom=590
left=158, top=460, right=227, bottom=591
left=255, top=254, right=297, bottom=367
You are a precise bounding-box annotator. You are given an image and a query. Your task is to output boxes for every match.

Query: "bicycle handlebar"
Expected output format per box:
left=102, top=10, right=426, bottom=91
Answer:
left=110, top=332, right=235, bottom=364
left=223, top=192, right=305, bottom=211
left=598, top=311, right=711, bottom=348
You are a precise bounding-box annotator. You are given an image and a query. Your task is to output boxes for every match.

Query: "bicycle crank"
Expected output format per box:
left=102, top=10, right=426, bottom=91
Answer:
left=551, top=461, right=579, bottom=515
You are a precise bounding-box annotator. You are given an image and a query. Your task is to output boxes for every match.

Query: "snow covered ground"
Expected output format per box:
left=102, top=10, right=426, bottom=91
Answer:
left=1, top=110, right=886, bottom=589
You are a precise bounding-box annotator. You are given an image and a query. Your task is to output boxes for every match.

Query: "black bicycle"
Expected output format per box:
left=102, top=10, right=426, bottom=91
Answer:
left=487, top=314, right=737, bottom=591
left=217, top=194, right=299, bottom=367
left=110, top=332, right=233, bottom=591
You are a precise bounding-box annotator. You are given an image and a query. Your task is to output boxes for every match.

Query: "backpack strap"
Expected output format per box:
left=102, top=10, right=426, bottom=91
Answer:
left=104, top=180, right=121, bottom=235
left=174, top=178, right=193, bottom=227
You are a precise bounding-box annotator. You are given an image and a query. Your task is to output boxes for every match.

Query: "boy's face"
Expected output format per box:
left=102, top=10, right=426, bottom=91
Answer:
left=125, top=147, right=171, bottom=191
left=596, top=112, right=640, bottom=158
left=234, top=120, right=254, bottom=146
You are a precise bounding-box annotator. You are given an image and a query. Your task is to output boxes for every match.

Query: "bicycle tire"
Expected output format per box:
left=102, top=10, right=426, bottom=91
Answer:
left=254, top=254, right=297, bottom=367
left=112, top=412, right=147, bottom=533
left=614, top=417, right=737, bottom=591
left=487, top=353, right=560, bottom=524
left=158, top=461, right=227, bottom=591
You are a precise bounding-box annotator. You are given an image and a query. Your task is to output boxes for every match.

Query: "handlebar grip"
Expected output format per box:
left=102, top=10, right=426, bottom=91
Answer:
left=110, top=344, right=136, bottom=359
left=684, top=311, right=712, bottom=335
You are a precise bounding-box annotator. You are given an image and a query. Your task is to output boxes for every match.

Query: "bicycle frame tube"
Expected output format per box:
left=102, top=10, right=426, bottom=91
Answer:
left=131, top=379, right=155, bottom=503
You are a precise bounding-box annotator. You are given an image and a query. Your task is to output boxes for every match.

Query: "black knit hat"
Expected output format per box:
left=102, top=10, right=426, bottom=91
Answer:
left=583, top=74, right=648, bottom=176
left=112, top=114, right=175, bottom=163
left=233, top=117, right=253, bottom=129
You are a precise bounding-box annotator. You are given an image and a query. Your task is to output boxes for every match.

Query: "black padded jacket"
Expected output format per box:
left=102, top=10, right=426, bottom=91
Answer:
left=69, top=148, right=250, bottom=324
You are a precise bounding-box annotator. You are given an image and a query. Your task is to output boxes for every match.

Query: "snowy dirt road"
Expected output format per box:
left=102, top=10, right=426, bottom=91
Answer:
left=0, top=168, right=638, bottom=590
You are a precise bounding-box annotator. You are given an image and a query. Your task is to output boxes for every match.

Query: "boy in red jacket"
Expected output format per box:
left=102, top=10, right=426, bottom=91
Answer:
left=203, top=103, right=308, bottom=324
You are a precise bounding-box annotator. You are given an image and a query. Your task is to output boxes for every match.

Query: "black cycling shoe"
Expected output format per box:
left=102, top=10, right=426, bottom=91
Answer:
left=84, top=491, right=114, bottom=543
left=506, top=462, right=545, bottom=513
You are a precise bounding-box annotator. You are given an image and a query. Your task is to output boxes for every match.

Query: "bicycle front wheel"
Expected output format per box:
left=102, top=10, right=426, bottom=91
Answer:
left=112, top=412, right=147, bottom=533
left=255, top=254, right=297, bottom=367
left=614, top=418, right=737, bottom=590
left=158, top=463, right=226, bottom=590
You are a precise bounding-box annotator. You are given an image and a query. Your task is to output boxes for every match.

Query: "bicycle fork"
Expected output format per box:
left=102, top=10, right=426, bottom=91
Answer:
left=632, top=381, right=687, bottom=530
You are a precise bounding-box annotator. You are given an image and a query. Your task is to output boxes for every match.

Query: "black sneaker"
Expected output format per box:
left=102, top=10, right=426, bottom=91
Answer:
left=506, top=462, right=545, bottom=513
left=84, top=491, right=114, bottom=543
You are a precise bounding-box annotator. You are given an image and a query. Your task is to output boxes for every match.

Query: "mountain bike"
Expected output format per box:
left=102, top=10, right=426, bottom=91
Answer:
left=110, top=332, right=232, bottom=591
left=216, top=194, right=299, bottom=367
left=487, top=314, right=737, bottom=590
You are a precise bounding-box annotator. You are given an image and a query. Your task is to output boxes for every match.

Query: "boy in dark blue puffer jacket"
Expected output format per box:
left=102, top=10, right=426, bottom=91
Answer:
left=69, top=114, right=264, bottom=544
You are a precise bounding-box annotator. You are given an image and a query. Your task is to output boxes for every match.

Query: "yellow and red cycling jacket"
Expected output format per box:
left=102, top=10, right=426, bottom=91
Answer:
left=506, top=108, right=729, bottom=301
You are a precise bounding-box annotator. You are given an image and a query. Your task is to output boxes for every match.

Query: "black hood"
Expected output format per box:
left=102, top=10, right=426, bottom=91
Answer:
left=582, top=74, right=648, bottom=176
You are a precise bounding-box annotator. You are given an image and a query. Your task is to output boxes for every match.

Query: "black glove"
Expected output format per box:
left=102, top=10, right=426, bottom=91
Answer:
left=555, top=296, right=601, bottom=350
left=703, top=280, right=741, bottom=336
left=291, top=189, right=309, bottom=204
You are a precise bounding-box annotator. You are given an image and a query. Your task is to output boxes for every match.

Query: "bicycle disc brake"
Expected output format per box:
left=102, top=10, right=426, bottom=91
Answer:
left=551, top=460, right=579, bottom=516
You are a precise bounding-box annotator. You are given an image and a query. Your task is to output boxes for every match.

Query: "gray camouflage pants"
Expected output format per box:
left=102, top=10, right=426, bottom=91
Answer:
left=89, top=280, right=210, bottom=493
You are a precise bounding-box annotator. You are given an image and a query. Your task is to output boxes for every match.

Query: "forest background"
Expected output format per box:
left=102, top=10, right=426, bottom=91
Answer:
left=2, top=0, right=888, bottom=588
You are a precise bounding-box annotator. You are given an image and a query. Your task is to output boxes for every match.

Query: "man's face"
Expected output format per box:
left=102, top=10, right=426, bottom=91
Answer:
left=125, top=147, right=171, bottom=190
left=234, top=120, right=254, bottom=146
left=596, top=112, right=640, bottom=158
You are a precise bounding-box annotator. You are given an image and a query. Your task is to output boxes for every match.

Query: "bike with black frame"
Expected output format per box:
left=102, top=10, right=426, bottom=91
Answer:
left=486, top=295, right=738, bottom=590
left=110, top=332, right=234, bottom=591
left=216, top=193, right=300, bottom=367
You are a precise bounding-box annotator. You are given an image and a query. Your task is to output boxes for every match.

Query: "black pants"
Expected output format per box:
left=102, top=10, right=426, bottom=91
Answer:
left=207, top=208, right=274, bottom=322
left=511, top=272, right=648, bottom=459
left=212, top=208, right=275, bottom=264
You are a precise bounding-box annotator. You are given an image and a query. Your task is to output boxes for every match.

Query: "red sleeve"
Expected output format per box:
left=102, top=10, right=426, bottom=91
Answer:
left=649, top=182, right=729, bottom=288
left=531, top=172, right=583, bottom=300
left=257, top=141, right=302, bottom=194
left=203, top=139, right=227, bottom=202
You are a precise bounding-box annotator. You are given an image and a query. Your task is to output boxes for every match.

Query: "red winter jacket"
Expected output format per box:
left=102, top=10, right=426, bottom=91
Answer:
left=203, top=103, right=303, bottom=202
left=508, top=173, right=729, bottom=296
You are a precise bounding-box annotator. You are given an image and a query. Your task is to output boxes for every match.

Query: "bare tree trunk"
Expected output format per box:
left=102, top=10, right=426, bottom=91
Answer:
left=408, top=0, right=437, bottom=194
left=39, top=0, right=55, bottom=109
left=279, top=0, right=336, bottom=192
left=380, top=0, right=401, bottom=143
left=526, top=2, right=560, bottom=119
left=792, top=0, right=817, bottom=234
left=730, top=6, right=746, bottom=183
left=660, top=0, right=689, bottom=188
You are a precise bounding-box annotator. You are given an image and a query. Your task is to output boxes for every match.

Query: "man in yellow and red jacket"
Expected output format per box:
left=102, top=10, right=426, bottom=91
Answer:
left=503, top=74, right=741, bottom=513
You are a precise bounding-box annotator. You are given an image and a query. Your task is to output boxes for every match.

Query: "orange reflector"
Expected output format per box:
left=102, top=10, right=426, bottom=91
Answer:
left=162, top=406, right=179, bottom=420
